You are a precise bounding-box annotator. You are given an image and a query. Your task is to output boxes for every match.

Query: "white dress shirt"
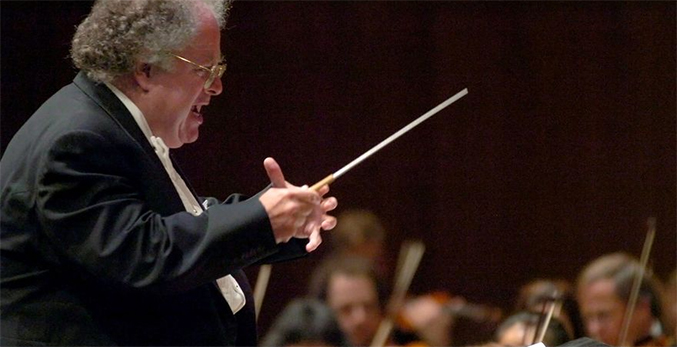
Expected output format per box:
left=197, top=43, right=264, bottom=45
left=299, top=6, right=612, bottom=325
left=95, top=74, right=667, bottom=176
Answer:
left=105, top=82, right=246, bottom=314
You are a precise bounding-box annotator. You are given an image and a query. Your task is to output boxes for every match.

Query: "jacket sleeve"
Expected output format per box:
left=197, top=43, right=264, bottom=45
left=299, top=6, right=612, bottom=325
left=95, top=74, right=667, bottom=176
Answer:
left=202, top=190, right=311, bottom=265
left=36, top=129, right=283, bottom=295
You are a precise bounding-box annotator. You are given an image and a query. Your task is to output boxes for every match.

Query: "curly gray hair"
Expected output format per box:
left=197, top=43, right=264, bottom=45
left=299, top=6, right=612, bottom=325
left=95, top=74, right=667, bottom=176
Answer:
left=71, top=0, right=231, bottom=83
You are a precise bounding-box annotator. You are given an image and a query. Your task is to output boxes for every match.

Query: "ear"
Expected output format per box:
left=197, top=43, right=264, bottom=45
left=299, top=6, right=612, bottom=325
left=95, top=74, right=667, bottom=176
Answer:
left=133, top=62, right=154, bottom=92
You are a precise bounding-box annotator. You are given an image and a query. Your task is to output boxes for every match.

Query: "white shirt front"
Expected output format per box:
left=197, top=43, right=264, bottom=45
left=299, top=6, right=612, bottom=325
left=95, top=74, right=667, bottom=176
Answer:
left=104, top=82, right=246, bottom=314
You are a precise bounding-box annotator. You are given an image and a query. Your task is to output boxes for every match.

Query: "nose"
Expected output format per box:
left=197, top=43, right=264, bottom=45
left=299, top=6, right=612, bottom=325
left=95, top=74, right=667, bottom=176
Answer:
left=351, top=306, right=368, bottom=325
left=205, top=75, right=223, bottom=96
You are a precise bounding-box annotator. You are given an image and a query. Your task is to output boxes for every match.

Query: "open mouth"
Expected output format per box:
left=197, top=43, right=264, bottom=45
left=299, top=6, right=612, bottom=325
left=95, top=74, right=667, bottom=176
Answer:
left=191, top=105, right=204, bottom=124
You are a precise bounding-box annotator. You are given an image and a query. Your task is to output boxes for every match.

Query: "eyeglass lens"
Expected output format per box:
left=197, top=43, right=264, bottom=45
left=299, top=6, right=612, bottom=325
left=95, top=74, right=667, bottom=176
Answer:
left=204, top=63, right=226, bottom=89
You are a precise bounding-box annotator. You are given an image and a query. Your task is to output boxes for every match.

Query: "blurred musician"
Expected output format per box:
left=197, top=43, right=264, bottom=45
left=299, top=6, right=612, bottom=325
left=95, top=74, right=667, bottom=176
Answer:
left=576, top=253, right=670, bottom=346
left=309, top=256, right=387, bottom=346
left=514, top=279, right=586, bottom=340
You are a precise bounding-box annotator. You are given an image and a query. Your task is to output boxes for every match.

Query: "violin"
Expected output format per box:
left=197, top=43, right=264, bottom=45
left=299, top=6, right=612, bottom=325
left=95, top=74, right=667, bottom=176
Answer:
left=394, top=292, right=503, bottom=347
left=634, top=334, right=672, bottom=347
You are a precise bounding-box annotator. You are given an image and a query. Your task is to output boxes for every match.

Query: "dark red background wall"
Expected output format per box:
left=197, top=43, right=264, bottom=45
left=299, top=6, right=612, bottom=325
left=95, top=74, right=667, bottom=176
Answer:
left=2, top=1, right=675, bottom=337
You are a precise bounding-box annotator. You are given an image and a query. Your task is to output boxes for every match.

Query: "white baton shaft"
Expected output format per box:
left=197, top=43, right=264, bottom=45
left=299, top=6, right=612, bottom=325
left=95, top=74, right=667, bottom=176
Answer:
left=310, top=88, right=468, bottom=191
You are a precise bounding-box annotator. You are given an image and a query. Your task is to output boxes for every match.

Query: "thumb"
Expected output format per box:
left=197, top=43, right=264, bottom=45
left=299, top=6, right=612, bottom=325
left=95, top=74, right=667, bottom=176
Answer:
left=264, top=157, right=286, bottom=188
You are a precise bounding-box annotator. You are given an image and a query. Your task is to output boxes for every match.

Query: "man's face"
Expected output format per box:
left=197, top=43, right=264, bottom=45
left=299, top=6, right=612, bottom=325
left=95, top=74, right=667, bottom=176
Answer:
left=578, top=279, right=626, bottom=345
left=327, top=273, right=381, bottom=346
left=145, top=6, right=223, bottom=148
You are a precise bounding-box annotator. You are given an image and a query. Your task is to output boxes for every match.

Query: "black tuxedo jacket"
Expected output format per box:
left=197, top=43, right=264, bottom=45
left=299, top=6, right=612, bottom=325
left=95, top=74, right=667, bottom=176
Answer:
left=0, top=72, right=308, bottom=346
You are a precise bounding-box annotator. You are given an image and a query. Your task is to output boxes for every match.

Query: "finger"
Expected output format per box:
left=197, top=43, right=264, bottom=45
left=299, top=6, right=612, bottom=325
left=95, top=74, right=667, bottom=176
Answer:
left=289, top=187, right=321, bottom=204
left=305, top=228, right=322, bottom=252
left=263, top=157, right=286, bottom=188
left=316, top=184, right=330, bottom=197
left=321, top=216, right=337, bottom=230
left=321, top=197, right=338, bottom=212
left=291, top=206, right=314, bottom=232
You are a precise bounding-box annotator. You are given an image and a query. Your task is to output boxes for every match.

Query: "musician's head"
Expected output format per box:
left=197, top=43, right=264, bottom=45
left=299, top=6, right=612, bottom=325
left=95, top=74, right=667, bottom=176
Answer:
left=260, top=298, right=350, bottom=347
left=576, top=252, right=663, bottom=346
left=71, top=0, right=231, bottom=148
left=514, top=278, right=585, bottom=339
left=309, top=255, right=386, bottom=346
left=331, top=209, right=388, bottom=275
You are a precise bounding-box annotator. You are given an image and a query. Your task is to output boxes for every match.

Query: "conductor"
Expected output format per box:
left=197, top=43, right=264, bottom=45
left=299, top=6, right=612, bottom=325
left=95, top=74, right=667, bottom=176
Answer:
left=0, top=0, right=337, bottom=345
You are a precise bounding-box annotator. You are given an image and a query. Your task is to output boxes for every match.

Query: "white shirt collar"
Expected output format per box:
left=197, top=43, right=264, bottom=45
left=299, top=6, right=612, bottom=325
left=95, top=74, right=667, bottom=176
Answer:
left=104, top=82, right=154, bottom=141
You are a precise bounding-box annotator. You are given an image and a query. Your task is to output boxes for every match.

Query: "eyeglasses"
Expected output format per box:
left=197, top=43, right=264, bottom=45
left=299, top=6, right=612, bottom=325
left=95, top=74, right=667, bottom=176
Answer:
left=170, top=53, right=226, bottom=89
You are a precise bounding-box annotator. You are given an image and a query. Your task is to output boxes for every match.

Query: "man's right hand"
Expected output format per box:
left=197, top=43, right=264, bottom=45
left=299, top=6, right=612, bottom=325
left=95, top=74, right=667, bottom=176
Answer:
left=258, top=157, right=336, bottom=249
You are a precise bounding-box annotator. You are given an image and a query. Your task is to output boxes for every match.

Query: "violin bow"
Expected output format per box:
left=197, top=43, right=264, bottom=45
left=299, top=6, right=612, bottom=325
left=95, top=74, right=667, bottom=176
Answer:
left=533, top=291, right=559, bottom=344
left=254, top=264, right=273, bottom=321
left=618, top=217, right=656, bottom=346
left=370, top=240, right=426, bottom=347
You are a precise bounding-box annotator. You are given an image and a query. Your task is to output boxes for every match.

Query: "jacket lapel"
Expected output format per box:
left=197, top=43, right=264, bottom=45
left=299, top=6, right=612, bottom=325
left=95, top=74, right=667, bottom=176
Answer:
left=72, top=72, right=157, bottom=160
left=72, top=72, right=186, bottom=214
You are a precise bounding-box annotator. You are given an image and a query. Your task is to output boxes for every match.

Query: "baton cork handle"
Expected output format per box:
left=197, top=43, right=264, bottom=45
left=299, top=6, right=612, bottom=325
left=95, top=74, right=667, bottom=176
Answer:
left=310, top=174, right=335, bottom=192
